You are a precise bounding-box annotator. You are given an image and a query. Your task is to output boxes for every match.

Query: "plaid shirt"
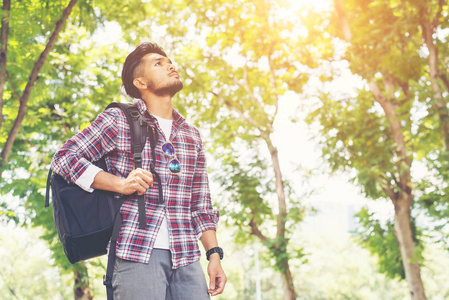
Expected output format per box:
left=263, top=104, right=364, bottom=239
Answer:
left=51, top=99, right=219, bottom=269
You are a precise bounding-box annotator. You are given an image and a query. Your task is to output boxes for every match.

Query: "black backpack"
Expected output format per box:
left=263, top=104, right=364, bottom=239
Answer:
left=45, top=102, right=162, bottom=300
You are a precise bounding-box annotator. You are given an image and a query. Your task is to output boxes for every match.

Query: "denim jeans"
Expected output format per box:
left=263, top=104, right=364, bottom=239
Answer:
left=112, top=249, right=210, bottom=300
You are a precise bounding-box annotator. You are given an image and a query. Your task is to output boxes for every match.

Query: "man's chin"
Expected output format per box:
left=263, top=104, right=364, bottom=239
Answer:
left=155, top=82, right=184, bottom=97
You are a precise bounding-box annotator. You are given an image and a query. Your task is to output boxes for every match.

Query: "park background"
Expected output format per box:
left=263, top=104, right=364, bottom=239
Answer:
left=1, top=0, right=449, bottom=299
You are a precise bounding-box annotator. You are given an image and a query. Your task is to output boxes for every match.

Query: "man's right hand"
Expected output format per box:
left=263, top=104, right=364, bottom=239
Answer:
left=91, top=168, right=153, bottom=195
left=120, top=168, right=153, bottom=195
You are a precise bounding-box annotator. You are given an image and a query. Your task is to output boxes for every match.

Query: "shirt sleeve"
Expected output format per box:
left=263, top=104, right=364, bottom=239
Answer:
left=51, top=108, right=118, bottom=187
left=75, top=164, right=103, bottom=192
left=190, top=135, right=220, bottom=235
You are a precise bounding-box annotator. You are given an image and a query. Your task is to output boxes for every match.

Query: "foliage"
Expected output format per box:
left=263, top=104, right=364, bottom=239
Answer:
left=0, top=0, right=152, bottom=296
left=305, top=87, right=418, bottom=278
left=304, top=2, right=449, bottom=293
left=213, top=151, right=308, bottom=271
left=355, top=207, right=413, bottom=280
left=307, top=90, right=399, bottom=199
left=3, top=0, right=449, bottom=298
left=0, top=224, right=73, bottom=299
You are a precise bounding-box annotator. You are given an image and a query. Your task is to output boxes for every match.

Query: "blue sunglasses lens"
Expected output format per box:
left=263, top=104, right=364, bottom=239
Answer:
left=168, top=159, right=181, bottom=174
left=162, top=143, right=175, bottom=156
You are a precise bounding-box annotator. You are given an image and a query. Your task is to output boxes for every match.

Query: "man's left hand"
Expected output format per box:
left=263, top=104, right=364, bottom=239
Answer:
left=207, top=256, right=227, bottom=296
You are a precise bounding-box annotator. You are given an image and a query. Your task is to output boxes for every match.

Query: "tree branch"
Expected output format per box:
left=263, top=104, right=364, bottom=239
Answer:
left=368, top=80, right=388, bottom=105
left=6, top=70, right=20, bottom=102
left=0, top=0, right=78, bottom=168
left=210, top=91, right=269, bottom=135
left=439, top=73, right=449, bottom=94
left=267, top=47, right=279, bottom=119
left=434, top=0, right=444, bottom=29
left=382, top=185, right=398, bottom=205
left=249, top=218, right=269, bottom=244
left=369, top=80, right=411, bottom=189
left=333, top=0, right=352, bottom=42
left=233, top=62, right=265, bottom=112
left=418, top=4, right=449, bottom=151
left=380, top=172, right=399, bottom=199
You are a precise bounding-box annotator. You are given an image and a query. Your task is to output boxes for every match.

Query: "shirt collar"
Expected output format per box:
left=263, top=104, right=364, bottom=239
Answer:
left=134, top=98, right=186, bottom=127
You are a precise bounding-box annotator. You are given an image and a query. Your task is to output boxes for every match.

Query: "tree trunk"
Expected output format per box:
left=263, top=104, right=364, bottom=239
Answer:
left=74, top=265, right=93, bottom=300
left=371, top=80, right=427, bottom=299
left=268, top=143, right=287, bottom=239
left=0, top=0, right=78, bottom=171
left=280, top=259, right=297, bottom=300
left=0, top=0, right=11, bottom=132
left=217, top=71, right=297, bottom=299
left=394, top=192, right=427, bottom=300
left=334, top=1, right=427, bottom=298
left=267, top=140, right=297, bottom=299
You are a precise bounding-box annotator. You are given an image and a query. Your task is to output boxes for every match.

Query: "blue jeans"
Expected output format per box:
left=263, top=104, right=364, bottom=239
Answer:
left=112, top=249, right=210, bottom=300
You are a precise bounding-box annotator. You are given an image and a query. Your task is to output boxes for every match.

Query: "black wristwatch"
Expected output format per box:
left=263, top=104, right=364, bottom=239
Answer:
left=206, top=247, right=224, bottom=261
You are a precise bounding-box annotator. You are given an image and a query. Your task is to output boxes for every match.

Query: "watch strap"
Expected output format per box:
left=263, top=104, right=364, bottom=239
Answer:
left=206, top=247, right=223, bottom=261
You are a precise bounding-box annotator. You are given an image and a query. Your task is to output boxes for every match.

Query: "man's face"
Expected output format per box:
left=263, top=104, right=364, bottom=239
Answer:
left=136, top=53, right=183, bottom=97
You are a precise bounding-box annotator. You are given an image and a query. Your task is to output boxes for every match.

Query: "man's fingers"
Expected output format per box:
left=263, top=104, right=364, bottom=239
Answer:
left=209, top=277, right=223, bottom=296
left=134, top=168, right=153, bottom=177
left=208, top=274, right=217, bottom=294
left=208, top=272, right=226, bottom=296
left=135, top=176, right=151, bottom=189
left=215, top=275, right=226, bottom=294
left=122, top=169, right=154, bottom=195
left=131, top=168, right=153, bottom=186
left=139, top=168, right=153, bottom=177
left=208, top=274, right=224, bottom=296
left=134, top=176, right=152, bottom=195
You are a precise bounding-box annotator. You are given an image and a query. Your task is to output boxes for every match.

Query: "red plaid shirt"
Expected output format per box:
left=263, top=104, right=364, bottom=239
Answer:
left=51, top=99, right=219, bottom=268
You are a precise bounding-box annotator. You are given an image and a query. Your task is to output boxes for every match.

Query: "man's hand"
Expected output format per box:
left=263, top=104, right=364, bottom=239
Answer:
left=91, top=168, right=153, bottom=195
left=207, top=255, right=227, bottom=296
left=119, top=168, right=153, bottom=195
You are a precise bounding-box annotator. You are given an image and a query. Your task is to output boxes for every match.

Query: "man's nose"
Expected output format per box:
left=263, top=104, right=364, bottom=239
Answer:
left=168, top=64, right=175, bottom=71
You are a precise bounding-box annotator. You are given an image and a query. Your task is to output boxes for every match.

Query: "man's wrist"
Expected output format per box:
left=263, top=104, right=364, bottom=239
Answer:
left=208, top=253, right=221, bottom=261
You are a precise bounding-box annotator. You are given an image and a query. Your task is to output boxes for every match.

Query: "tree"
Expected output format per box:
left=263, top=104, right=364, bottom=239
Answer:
left=134, top=0, right=319, bottom=298
left=0, top=0, right=148, bottom=298
left=0, top=1, right=98, bottom=297
left=0, top=0, right=78, bottom=174
left=306, top=0, right=449, bottom=298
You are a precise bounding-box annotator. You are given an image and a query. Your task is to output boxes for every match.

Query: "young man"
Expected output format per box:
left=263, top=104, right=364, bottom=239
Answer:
left=51, top=42, right=226, bottom=299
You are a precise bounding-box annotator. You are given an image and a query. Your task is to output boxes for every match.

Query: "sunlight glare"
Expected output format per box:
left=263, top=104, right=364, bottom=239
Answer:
left=287, top=0, right=331, bottom=11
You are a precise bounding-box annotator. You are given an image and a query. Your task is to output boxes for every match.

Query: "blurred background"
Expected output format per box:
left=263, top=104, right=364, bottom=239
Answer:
left=1, top=0, right=449, bottom=299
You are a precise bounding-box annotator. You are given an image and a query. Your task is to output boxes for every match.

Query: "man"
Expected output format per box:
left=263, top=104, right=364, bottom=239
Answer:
left=51, top=42, right=226, bottom=299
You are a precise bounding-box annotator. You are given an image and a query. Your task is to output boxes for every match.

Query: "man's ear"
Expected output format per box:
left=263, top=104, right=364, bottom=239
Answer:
left=133, top=77, right=147, bottom=90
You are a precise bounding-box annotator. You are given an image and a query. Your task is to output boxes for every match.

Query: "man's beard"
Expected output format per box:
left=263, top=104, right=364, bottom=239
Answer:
left=151, top=80, right=184, bottom=97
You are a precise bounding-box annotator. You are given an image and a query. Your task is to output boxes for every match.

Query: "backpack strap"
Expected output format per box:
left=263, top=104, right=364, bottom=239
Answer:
left=103, top=205, right=123, bottom=300
left=45, top=168, right=52, bottom=207
left=106, top=102, right=148, bottom=229
left=147, top=125, right=164, bottom=204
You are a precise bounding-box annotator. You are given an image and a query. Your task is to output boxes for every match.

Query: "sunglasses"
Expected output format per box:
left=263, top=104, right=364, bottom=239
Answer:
left=161, top=142, right=181, bottom=175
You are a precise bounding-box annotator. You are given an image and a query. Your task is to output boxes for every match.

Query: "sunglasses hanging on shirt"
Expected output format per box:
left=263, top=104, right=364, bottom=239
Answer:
left=161, top=142, right=181, bottom=175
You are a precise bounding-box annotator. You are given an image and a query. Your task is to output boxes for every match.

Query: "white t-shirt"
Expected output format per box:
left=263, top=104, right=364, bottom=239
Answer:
left=152, top=115, right=172, bottom=249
